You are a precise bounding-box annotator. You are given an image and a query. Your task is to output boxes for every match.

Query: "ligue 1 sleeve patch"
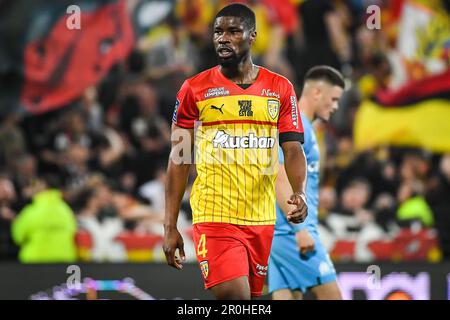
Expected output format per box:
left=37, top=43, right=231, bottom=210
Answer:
left=200, top=260, right=209, bottom=279
left=290, top=96, right=299, bottom=128
left=172, top=98, right=180, bottom=123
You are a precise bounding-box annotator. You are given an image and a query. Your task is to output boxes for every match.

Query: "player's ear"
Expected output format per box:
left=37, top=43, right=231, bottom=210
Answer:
left=313, top=86, right=322, bottom=101
left=249, top=30, right=256, bottom=45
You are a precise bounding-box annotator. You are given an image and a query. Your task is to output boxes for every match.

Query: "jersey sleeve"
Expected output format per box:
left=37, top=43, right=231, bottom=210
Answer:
left=278, top=80, right=304, bottom=145
left=172, top=80, right=199, bottom=128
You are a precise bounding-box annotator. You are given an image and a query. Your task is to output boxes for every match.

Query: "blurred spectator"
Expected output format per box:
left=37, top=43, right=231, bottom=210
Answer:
left=77, top=183, right=127, bottom=262
left=372, top=192, right=398, bottom=233
left=119, top=83, right=171, bottom=186
left=40, top=110, right=108, bottom=183
left=0, top=177, right=19, bottom=260
left=175, top=0, right=216, bottom=72
left=51, top=110, right=102, bottom=153
left=62, top=144, right=93, bottom=199
left=426, top=154, right=450, bottom=258
left=325, top=178, right=385, bottom=261
left=139, top=163, right=166, bottom=213
left=0, top=113, right=27, bottom=169
left=397, top=180, right=434, bottom=227
left=80, top=86, right=104, bottom=132
left=120, top=82, right=170, bottom=147
left=399, top=150, right=431, bottom=183
left=11, top=175, right=77, bottom=263
left=112, top=190, right=163, bottom=235
left=12, top=154, right=42, bottom=208
left=335, top=149, right=399, bottom=203
left=296, top=0, right=352, bottom=81
left=318, top=186, right=337, bottom=220
left=138, top=161, right=192, bottom=234
left=176, top=0, right=214, bottom=40
left=255, top=0, right=298, bottom=81
left=138, top=14, right=197, bottom=81
left=357, top=52, right=392, bottom=99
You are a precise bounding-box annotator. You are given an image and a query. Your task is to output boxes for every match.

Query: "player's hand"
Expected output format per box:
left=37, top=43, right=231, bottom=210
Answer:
left=286, top=192, right=308, bottom=224
left=296, top=229, right=315, bottom=254
left=163, top=227, right=186, bottom=270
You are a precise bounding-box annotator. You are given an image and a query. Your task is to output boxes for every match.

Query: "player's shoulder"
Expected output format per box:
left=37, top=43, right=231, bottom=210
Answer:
left=184, top=66, right=219, bottom=89
left=258, top=66, right=294, bottom=90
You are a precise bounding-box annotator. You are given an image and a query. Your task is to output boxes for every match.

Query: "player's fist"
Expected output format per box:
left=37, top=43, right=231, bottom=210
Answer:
left=286, top=191, right=308, bottom=224
left=163, top=227, right=186, bottom=270
left=296, top=229, right=315, bottom=254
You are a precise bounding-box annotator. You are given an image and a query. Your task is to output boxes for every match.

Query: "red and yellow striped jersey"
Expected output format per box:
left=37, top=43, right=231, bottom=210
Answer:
left=173, top=66, right=303, bottom=225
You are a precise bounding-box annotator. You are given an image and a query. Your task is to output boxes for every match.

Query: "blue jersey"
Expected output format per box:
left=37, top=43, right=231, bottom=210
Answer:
left=275, top=113, right=319, bottom=235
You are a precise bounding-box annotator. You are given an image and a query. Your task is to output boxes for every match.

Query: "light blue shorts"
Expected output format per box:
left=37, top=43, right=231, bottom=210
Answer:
left=268, top=231, right=337, bottom=293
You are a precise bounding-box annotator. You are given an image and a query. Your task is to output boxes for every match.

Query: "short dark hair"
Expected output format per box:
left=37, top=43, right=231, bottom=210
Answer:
left=215, top=3, right=256, bottom=31
left=305, top=65, right=345, bottom=89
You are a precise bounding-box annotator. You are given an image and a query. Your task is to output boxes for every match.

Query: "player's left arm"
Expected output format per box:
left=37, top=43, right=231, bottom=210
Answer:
left=276, top=155, right=315, bottom=252
left=275, top=161, right=294, bottom=216
left=278, top=81, right=308, bottom=224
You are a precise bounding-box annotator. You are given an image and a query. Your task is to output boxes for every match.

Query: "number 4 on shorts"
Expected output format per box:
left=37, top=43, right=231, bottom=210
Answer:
left=197, top=233, right=208, bottom=258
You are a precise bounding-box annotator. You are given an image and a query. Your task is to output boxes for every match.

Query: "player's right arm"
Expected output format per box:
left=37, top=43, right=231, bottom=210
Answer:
left=163, top=80, right=198, bottom=270
left=163, top=125, right=194, bottom=270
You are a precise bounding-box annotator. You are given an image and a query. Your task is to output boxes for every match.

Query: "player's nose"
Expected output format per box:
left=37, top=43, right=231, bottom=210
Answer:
left=217, top=32, right=231, bottom=44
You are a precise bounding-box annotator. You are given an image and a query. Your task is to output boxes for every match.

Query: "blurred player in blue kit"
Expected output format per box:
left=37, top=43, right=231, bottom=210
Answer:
left=268, top=66, right=345, bottom=300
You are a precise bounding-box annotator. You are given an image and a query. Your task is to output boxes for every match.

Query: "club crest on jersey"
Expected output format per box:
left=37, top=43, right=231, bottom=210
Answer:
left=267, top=99, right=280, bottom=120
left=200, top=260, right=209, bottom=279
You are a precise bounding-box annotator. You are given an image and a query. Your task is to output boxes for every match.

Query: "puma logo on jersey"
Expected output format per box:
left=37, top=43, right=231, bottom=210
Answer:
left=210, top=104, right=224, bottom=114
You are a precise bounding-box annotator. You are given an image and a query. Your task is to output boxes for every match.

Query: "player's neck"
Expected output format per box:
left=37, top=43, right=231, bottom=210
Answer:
left=219, top=56, right=257, bottom=84
left=299, top=96, right=314, bottom=122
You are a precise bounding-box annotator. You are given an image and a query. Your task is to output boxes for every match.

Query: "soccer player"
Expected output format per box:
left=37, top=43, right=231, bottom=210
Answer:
left=268, top=66, right=345, bottom=300
left=163, top=3, right=308, bottom=300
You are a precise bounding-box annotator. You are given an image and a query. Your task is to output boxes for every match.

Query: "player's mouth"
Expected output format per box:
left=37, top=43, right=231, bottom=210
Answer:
left=217, top=46, right=234, bottom=58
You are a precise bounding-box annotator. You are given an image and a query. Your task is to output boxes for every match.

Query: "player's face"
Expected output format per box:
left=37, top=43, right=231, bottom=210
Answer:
left=315, top=84, right=343, bottom=122
left=213, top=16, right=255, bottom=67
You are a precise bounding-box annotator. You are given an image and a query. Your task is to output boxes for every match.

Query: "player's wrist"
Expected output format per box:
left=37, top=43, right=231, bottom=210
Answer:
left=164, top=223, right=178, bottom=232
left=293, top=191, right=307, bottom=200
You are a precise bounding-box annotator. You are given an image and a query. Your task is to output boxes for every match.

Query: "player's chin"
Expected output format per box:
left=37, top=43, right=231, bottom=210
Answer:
left=319, top=113, right=331, bottom=122
left=217, top=54, right=239, bottom=67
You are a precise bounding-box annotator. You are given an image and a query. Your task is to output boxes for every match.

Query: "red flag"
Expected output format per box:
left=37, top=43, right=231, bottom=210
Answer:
left=21, top=0, right=134, bottom=114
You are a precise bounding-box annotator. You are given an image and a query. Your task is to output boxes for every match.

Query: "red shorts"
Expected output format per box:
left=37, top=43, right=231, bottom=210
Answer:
left=192, top=222, right=274, bottom=297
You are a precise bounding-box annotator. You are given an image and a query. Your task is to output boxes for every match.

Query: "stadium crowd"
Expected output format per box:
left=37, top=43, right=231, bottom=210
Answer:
left=0, top=0, right=449, bottom=263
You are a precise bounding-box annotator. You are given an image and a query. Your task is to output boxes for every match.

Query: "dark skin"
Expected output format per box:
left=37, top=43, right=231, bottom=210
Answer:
left=163, top=16, right=308, bottom=300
